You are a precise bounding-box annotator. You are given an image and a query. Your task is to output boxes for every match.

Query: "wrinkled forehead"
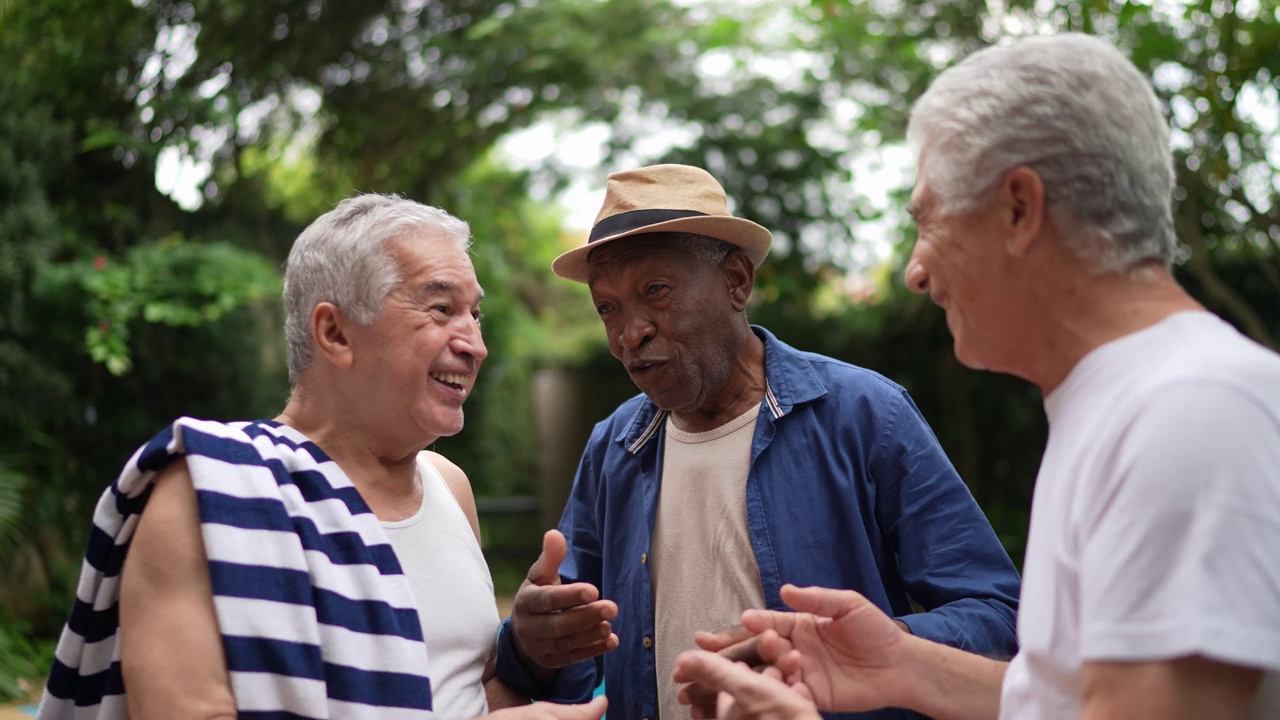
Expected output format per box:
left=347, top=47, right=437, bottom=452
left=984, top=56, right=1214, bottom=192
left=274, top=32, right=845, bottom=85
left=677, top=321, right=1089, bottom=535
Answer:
left=586, top=236, right=686, bottom=284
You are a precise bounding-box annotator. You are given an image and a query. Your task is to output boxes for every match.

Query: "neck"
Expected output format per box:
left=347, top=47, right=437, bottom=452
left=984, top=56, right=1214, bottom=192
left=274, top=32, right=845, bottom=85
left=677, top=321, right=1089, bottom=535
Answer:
left=670, top=327, right=766, bottom=433
left=276, top=377, right=426, bottom=517
left=1016, top=262, right=1203, bottom=395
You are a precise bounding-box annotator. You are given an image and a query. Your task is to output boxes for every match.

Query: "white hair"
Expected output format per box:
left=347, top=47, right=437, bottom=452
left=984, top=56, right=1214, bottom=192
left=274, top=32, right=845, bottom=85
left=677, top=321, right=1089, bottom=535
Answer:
left=283, top=193, right=472, bottom=384
left=907, top=33, right=1177, bottom=272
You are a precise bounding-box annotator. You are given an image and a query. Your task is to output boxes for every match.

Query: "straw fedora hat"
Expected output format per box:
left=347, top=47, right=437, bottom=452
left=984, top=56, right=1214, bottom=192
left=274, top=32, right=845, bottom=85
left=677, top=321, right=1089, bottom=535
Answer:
left=551, top=164, right=772, bottom=283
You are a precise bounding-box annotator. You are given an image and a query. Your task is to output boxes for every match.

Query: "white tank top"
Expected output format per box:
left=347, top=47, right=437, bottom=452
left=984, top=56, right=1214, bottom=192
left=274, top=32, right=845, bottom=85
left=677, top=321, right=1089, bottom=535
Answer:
left=383, top=454, right=500, bottom=719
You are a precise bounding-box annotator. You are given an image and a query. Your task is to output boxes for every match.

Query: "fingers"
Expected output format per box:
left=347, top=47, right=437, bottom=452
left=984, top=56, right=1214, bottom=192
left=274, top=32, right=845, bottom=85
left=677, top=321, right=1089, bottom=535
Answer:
left=527, top=530, right=569, bottom=586
left=779, top=584, right=868, bottom=619
left=716, top=636, right=761, bottom=665
left=756, top=630, right=796, bottom=667
left=672, top=651, right=756, bottom=693
left=740, top=608, right=799, bottom=639
left=693, top=623, right=755, bottom=652
left=559, top=634, right=620, bottom=664
left=515, top=583, right=608, bottom=616
left=511, top=596, right=620, bottom=669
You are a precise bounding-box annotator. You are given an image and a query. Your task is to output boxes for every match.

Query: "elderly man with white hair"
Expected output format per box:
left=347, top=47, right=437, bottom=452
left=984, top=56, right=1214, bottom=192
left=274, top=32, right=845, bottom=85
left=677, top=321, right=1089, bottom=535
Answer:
left=672, top=33, right=1280, bottom=720
left=38, top=194, right=608, bottom=720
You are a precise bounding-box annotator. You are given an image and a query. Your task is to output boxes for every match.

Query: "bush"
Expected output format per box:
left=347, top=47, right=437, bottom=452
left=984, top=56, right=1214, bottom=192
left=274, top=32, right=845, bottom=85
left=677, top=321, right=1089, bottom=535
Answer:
left=0, top=618, right=54, bottom=704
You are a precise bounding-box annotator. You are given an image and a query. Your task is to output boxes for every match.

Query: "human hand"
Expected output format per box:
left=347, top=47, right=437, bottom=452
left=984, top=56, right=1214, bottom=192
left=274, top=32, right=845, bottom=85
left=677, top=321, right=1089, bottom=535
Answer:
left=741, top=584, right=911, bottom=713
left=674, top=651, right=820, bottom=720
left=681, top=624, right=764, bottom=716
left=484, top=695, right=608, bottom=720
left=509, top=530, right=619, bottom=675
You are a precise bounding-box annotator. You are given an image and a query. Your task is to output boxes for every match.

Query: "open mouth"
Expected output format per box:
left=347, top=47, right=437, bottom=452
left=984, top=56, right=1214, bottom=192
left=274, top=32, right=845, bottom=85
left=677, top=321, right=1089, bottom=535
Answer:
left=627, top=360, right=665, bottom=376
left=429, top=371, right=469, bottom=394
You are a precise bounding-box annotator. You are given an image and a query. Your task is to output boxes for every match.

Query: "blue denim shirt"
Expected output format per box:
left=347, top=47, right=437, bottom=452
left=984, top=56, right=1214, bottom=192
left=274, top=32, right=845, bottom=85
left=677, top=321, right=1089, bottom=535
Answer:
left=497, top=327, right=1020, bottom=720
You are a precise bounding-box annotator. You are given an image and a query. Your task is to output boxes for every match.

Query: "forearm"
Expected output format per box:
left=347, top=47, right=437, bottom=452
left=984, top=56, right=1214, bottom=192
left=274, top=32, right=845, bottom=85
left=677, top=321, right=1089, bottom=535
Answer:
left=897, top=635, right=1006, bottom=720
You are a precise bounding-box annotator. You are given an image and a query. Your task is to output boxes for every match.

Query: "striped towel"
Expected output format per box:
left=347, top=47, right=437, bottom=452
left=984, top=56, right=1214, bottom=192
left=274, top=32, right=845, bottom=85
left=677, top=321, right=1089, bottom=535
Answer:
left=37, top=418, right=435, bottom=719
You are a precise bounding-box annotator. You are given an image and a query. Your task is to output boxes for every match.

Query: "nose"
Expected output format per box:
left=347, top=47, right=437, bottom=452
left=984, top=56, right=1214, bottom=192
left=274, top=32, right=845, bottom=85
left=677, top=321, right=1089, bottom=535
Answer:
left=450, top=315, right=488, bottom=364
left=617, top=313, right=655, bottom=353
left=904, top=253, right=930, bottom=295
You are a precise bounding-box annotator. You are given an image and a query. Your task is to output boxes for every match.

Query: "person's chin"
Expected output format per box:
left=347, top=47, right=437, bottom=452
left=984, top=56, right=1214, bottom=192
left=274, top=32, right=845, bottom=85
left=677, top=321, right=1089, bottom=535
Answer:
left=641, top=387, right=695, bottom=413
left=951, top=335, right=991, bottom=371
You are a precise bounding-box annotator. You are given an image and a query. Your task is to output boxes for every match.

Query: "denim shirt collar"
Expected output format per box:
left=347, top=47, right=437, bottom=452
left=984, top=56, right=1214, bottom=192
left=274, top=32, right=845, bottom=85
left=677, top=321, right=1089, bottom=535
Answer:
left=615, top=325, right=828, bottom=453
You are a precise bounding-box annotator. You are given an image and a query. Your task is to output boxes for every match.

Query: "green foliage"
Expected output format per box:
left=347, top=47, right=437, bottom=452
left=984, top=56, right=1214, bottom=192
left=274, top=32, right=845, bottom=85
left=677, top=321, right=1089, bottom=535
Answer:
left=0, top=618, right=52, bottom=704
left=36, top=240, right=282, bottom=375
left=0, top=463, right=27, bottom=557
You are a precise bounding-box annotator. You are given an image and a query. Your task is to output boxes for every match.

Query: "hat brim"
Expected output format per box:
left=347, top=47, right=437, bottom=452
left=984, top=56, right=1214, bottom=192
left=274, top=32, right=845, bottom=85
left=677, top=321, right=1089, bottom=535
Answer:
left=551, top=215, right=773, bottom=284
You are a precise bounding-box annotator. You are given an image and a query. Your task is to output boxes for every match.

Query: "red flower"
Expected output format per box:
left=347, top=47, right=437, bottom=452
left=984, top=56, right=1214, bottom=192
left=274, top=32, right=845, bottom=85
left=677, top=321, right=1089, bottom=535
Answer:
left=94, top=255, right=106, bottom=271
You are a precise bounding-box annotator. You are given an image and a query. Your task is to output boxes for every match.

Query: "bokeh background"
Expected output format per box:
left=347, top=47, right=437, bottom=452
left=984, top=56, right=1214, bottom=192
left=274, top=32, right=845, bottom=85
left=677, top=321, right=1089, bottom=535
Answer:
left=1, top=0, right=1278, bottom=703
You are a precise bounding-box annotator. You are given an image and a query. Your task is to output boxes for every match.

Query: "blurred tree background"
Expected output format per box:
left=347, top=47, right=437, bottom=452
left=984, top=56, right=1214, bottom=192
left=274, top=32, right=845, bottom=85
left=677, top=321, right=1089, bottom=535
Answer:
left=1, top=0, right=1277, bottom=701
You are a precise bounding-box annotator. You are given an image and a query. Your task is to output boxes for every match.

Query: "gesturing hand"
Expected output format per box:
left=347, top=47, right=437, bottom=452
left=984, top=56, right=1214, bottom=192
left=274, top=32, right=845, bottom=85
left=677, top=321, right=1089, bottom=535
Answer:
left=680, top=624, right=764, bottom=717
left=509, top=530, right=619, bottom=675
left=743, top=584, right=910, bottom=714
left=674, top=651, right=820, bottom=720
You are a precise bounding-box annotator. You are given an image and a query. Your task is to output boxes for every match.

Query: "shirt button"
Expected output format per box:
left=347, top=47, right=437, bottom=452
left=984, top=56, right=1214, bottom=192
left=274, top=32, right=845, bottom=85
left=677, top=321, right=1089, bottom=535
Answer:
left=640, top=552, right=648, bottom=564
left=643, top=636, right=653, bottom=649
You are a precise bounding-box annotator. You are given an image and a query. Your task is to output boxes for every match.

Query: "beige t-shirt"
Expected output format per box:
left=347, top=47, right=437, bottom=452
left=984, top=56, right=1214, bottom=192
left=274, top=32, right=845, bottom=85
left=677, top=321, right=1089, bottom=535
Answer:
left=651, top=404, right=766, bottom=720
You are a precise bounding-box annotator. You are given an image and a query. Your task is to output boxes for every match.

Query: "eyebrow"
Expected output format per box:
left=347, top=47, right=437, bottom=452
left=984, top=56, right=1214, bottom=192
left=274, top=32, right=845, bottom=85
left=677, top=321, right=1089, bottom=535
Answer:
left=416, top=281, right=485, bottom=300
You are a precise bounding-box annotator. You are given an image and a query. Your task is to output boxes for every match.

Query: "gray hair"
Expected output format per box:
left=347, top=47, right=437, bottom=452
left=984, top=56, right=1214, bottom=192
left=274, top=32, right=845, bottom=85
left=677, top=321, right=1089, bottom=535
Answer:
left=907, top=33, right=1176, bottom=272
left=283, top=193, right=472, bottom=384
left=672, top=232, right=738, bottom=267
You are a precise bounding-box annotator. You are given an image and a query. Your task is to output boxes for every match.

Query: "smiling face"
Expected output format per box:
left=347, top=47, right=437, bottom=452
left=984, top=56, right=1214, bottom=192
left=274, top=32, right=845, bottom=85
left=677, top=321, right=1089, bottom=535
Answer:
left=587, top=235, right=747, bottom=414
left=347, top=230, right=488, bottom=443
left=904, top=174, right=1018, bottom=371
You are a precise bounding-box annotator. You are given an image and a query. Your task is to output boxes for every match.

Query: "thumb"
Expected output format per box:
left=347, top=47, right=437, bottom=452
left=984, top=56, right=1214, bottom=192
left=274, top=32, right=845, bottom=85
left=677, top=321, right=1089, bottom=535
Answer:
left=779, top=584, right=866, bottom=620
left=528, top=529, right=567, bottom=586
left=674, top=650, right=757, bottom=696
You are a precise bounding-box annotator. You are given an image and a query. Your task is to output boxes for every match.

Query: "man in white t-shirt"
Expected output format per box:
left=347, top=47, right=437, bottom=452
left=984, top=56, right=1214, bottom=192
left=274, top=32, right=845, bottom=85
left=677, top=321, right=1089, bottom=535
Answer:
left=669, top=33, right=1280, bottom=720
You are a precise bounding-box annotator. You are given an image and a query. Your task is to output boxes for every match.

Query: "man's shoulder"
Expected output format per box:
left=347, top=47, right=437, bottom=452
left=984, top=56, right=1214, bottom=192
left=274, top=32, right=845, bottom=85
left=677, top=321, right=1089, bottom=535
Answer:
left=757, top=325, right=907, bottom=402
left=129, top=418, right=333, bottom=488
left=790, top=348, right=908, bottom=405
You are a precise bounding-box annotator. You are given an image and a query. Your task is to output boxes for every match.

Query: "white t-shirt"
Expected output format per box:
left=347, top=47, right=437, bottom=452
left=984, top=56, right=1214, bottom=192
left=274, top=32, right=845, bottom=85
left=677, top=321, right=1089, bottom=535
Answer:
left=1000, top=311, right=1280, bottom=719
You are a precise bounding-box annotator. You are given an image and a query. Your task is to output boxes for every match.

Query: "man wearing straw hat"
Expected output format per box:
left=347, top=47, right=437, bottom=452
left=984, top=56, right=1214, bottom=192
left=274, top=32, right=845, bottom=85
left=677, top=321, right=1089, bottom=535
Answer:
left=492, top=164, right=1022, bottom=720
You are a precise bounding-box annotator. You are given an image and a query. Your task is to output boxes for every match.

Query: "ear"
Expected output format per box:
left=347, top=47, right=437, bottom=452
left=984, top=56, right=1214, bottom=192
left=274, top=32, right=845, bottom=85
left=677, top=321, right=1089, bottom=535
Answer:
left=1002, top=165, right=1046, bottom=258
left=722, top=250, right=756, bottom=312
left=311, top=302, right=355, bottom=370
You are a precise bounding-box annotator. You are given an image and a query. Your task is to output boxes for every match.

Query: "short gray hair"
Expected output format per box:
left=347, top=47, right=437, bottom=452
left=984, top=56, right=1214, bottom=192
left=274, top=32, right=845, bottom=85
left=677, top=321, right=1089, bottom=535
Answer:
left=283, top=193, right=472, bottom=384
left=907, top=33, right=1176, bottom=272
left=672, top=232, right=738, bottom=266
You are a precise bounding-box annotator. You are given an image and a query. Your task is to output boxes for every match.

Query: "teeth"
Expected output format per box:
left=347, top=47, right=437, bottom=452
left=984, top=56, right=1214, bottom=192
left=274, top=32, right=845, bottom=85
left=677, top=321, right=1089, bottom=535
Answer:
left=430, top=372, right=468, bottom=387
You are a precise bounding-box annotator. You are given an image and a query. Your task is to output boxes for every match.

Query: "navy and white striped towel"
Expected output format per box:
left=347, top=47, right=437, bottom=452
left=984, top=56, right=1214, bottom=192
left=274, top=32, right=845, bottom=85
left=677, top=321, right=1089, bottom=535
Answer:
left=38, top=417, right=435, bottom=719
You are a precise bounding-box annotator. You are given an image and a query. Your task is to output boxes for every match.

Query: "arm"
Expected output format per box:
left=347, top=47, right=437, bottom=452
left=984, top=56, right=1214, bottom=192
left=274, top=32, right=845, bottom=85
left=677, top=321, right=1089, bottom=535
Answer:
left=872, top=391, right=1020, bottom=655
left=1081, top=658, right=1262, bottom=720
left=119, top=458, right=237, bottom=720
